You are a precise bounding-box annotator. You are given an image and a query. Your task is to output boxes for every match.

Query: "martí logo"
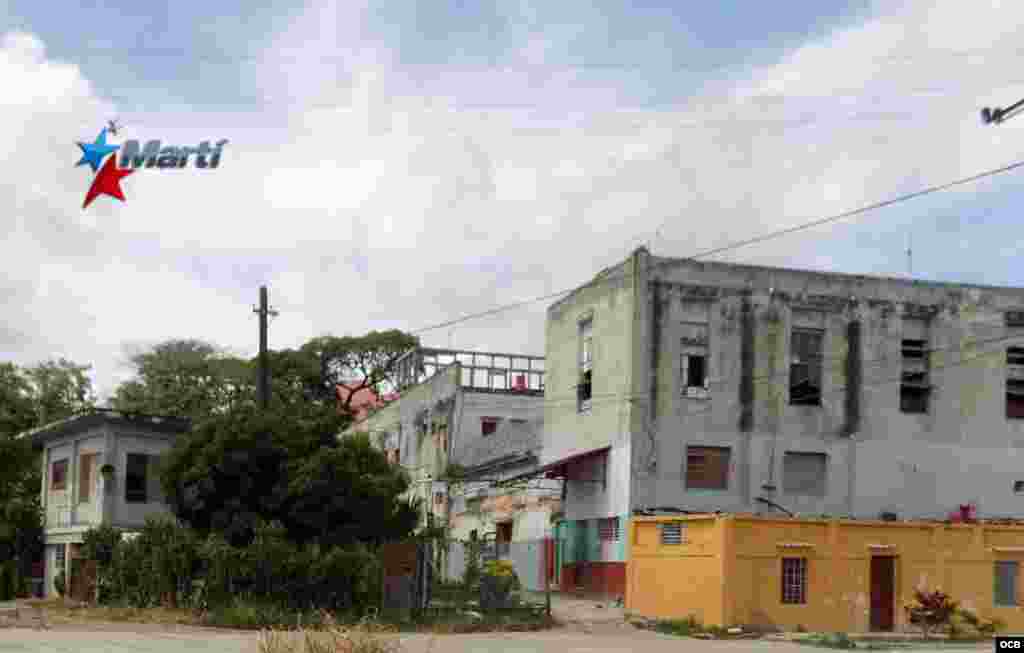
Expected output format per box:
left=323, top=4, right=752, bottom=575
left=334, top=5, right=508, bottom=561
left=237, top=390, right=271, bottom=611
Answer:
left=75, top=121, right=228, bottom=209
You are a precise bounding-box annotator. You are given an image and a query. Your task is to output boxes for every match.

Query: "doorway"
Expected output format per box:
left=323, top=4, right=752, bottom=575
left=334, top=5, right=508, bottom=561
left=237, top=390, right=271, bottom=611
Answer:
left=870, top=556, right=896, bottom=632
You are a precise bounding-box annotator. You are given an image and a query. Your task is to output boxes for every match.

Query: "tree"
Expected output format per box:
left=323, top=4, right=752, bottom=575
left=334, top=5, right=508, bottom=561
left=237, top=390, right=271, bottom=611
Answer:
left=23, top=359, right=95, bottom=425
left=301, top=331, right=418, bottom=412
left=160, top=403, right=418, bottom=547
left=0, top=358, right=95, bottom=592
left=111, top=339, right=254, bottom=422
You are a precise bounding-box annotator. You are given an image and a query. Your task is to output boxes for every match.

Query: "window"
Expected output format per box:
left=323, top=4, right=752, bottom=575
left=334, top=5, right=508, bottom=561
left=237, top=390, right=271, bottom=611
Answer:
left=125, top=453, right=149, bottom=504
left=996, top=561, right=1019, bottom=607
left=578, top=318, right=593, bottom=412
left=496, top=521, right=513, bottom=543
left=433, top=492, right=445, bottom=506
left=660, top=522, right=684, bottom=545
left=481, top=417, right=500, bottom=436
left=783, top=452, right=828, bottom=497
left=900, top=338, right=931, bottom=414
left=782, top=558, right=808, bottom=604
left=51, top=459, right=68, bottom=491
left=79, top=453, right=97, bottom=503
left=1008, top=348, right=1024, bottom=419
left=1008, top=311, right=1024, bottom=328
left=681, top=323, right=710, bottom=398
left=790, top=329, right=823, bottom=406
left=598, top=517, right=620, bottom=542
left=1015, top=480, right=1024, bottom=494
left=685, top=446, right=730, bottom=490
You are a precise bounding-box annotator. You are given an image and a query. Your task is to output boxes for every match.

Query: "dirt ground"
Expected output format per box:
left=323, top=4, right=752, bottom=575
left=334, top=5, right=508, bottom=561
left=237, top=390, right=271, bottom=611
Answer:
left=0, top=597, right=994, bottom=652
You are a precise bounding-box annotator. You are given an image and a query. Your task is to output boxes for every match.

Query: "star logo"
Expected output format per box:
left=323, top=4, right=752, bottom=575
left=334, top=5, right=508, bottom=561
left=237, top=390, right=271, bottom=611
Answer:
left=82, top=154, right=134, bottom=209
left=75, top=128, right=119, bottom=173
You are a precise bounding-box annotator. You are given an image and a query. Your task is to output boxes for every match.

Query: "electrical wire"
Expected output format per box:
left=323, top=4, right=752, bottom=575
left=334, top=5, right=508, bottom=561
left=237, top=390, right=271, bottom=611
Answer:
left=409, top=157, right=1024, bottom=335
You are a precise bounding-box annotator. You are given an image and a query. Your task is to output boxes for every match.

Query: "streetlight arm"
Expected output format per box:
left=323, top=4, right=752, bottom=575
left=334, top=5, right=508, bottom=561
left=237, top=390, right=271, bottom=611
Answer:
left=982, top=97, right=1024, bottom=125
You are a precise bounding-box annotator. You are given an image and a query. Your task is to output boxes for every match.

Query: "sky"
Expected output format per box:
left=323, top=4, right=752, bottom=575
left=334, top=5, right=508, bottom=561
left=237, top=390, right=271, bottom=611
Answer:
left=3, top=0, right=1024, bottom=401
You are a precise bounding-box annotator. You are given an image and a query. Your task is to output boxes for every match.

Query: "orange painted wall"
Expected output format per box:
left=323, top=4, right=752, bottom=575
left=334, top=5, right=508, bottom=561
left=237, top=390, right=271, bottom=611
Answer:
left=625, top=516, right=725, bottom=626
left=627, top=515, right=1024, bottom=633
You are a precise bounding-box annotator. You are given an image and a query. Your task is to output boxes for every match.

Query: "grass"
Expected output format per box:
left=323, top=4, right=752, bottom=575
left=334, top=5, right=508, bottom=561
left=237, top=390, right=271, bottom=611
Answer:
left=18, top=597, right=555, bottom=635
left=256, top=616, right=404, bottom=653
left=794, top=632, right=994, bottom=650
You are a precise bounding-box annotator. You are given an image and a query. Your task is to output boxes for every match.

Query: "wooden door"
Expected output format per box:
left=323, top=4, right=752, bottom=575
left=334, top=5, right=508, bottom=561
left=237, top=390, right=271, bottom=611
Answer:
left=870, top=557, right=896, bottom=631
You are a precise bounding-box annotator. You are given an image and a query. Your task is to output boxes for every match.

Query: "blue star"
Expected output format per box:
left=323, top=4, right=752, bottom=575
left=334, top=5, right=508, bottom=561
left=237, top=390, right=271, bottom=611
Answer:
left=75, top=128, right=119, bottom=173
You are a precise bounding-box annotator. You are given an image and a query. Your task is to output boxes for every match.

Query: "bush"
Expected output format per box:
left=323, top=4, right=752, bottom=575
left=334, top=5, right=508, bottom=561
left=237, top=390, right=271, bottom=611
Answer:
left=54, top=570, right=66, bottom=597
left=654, top=615, right=702, bottom=636
left=904, top=588, right=958, bottom=639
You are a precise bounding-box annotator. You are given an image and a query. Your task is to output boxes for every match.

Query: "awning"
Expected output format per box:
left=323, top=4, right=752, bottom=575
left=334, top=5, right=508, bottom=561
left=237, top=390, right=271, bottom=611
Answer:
left=537, top=446, right=611, bottom=479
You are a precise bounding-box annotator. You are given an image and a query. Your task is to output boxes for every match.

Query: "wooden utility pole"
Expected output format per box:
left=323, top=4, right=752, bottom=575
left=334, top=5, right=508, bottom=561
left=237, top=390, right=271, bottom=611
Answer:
left=253, top=286, right=277, bottom=410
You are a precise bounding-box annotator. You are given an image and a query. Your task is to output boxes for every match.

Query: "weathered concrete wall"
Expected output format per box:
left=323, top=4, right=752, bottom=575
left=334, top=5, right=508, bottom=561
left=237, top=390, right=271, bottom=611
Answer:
left=547, top=252, right=1024, bottom=522
left=543, top=253, right=639, bottom=523
left=635, top=257, right=1024, bottom=518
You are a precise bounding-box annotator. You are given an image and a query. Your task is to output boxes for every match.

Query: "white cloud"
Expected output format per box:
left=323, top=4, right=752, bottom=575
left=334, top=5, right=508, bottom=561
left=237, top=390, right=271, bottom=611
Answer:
left=6, top=1, right=1024, bottom=401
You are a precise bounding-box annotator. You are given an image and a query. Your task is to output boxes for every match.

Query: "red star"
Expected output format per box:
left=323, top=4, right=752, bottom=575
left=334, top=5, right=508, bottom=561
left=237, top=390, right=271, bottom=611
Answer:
left=82, top=154, right=134, bottom=209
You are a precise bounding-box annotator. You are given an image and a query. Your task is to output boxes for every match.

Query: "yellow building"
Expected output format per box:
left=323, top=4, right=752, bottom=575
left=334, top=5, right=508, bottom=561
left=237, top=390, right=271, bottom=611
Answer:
left=627, top=514, right=1024, bottom=633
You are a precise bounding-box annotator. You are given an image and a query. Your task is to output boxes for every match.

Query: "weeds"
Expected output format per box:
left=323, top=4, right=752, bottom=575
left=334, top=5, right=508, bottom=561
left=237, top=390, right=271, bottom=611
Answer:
left=256, top=615, right=402, bottom=653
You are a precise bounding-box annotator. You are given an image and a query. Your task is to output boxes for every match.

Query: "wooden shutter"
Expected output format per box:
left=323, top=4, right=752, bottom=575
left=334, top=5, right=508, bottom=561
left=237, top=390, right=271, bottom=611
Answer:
left=79, top=453, right=96, bottom=503
left=686, top=446, right=730, bottom=490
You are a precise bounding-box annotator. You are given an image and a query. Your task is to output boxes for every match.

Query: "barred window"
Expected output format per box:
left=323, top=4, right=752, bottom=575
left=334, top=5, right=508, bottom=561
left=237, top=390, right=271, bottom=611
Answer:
left=781, top=558, right=808, bottom=604
left=660, top=522, right=684, bottom=545
left=598, top=518, right=620, bottom=542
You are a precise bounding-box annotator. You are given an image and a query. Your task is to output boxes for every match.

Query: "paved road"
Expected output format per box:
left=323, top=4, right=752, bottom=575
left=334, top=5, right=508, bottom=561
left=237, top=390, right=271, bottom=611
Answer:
left=0, top=625, right=994, bottom=653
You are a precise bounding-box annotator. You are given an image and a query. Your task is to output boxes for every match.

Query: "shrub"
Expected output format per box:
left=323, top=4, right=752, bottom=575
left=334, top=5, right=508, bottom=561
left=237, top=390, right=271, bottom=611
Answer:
left=904, top=588, right=958, bottom=639
left=654, top=615, right=702, bottom=636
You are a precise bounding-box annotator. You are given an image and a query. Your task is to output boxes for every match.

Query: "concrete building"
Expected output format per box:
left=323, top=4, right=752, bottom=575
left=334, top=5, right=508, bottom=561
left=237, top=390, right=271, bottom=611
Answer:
left=628, top=513, right=1024, bottom=634
left=543, top=246, right=1024, bottom=597
left=344, top=347, right=559, bottom=590
left=26, top=409, right=190, bottom=598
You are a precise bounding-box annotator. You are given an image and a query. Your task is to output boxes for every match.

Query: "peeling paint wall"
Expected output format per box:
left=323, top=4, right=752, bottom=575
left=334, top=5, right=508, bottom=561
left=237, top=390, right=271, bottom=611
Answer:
left=626, top=257, right=1024, bottom=519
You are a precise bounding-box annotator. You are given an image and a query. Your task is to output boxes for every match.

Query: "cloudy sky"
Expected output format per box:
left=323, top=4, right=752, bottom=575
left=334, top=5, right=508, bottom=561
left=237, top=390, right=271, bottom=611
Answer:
left=3, top=0, right=1024, bottom=400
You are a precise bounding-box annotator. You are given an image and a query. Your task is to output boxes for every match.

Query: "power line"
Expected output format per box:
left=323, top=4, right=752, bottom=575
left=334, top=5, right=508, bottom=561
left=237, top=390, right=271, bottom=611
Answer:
left=409, top=157, right=1024, bottom=335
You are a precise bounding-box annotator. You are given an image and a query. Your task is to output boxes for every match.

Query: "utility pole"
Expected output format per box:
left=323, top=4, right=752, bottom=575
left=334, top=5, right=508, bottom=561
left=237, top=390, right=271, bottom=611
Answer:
left=253, top=286, right=278, bottom=410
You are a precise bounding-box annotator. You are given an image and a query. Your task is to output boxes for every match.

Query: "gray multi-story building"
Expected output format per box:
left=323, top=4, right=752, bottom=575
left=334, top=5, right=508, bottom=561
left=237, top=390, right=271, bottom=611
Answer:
left=542, top=246, right=1024, bottom=597
left=342, top=347, right=559, bottom=591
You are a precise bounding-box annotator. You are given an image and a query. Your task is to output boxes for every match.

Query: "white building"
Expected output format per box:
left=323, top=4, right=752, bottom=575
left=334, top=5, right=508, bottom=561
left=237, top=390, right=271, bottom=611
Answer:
left=25, top=409, right=190, bottom=598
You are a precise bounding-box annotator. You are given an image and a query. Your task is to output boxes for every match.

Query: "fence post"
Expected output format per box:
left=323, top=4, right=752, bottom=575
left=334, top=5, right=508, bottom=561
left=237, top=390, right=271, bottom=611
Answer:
left=545, top=533, right=552, bottom=617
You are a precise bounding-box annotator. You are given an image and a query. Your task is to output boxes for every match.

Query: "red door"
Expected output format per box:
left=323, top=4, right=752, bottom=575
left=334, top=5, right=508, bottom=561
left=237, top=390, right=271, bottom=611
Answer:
left=870, top=557, right=896, bottom=631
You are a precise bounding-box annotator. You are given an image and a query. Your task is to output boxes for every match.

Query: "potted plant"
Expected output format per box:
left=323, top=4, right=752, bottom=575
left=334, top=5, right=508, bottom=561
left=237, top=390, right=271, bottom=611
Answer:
left=480, top=559, right=519, bottom=611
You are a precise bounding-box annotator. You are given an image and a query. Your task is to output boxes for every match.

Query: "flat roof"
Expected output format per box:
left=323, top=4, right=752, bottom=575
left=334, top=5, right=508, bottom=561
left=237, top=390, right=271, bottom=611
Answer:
left=21, top=408, right=191, bottom=446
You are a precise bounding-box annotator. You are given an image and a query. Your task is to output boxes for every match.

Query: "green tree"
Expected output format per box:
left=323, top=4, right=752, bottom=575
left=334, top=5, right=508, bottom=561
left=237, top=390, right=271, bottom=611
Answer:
left=23, top=358, right=95, bottom=425
left=111, top=339, right=254, bottom=422
left=0, top=358, right=95, bottom=593
left=301, top=330, right=418, bottom=411
left=160, top=402, right=418, bottom=547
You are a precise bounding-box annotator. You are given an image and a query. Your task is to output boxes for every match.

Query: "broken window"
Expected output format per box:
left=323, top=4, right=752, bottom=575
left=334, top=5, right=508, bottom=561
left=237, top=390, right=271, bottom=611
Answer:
left=782, top=452, right=828, bottom=496
left=598, top=517, right=620, bottom=542
left=685, top=446, right=730, bottom=491
left=781, top=558, right=808, bottom=604
left=50, top=459, right=68, bottom=491
left=996, top=561, right=1019, bottom=607
left=1008, top=348, right=1024, bottom=419
left=660, top=522, right=685, bottom=545
left=578, top=317, right=594, bottom=412
left=790, top=328, right=823, bottom=406
left=900, top=337, right=931, bottom=414
left=481, top=417, right=500, bottom=436
left=681, top=323, right=710, bottom=398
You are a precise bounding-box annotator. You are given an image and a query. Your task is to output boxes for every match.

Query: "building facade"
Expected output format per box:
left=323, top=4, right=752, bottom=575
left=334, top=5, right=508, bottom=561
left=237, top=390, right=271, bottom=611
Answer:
left=27, top=410, right=190, bottom=598
left=628, top=513, right=1024, bottom=633
left=543, top=247, right=1024, bottom=597
left=344, top=347, right=558, bottom=590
